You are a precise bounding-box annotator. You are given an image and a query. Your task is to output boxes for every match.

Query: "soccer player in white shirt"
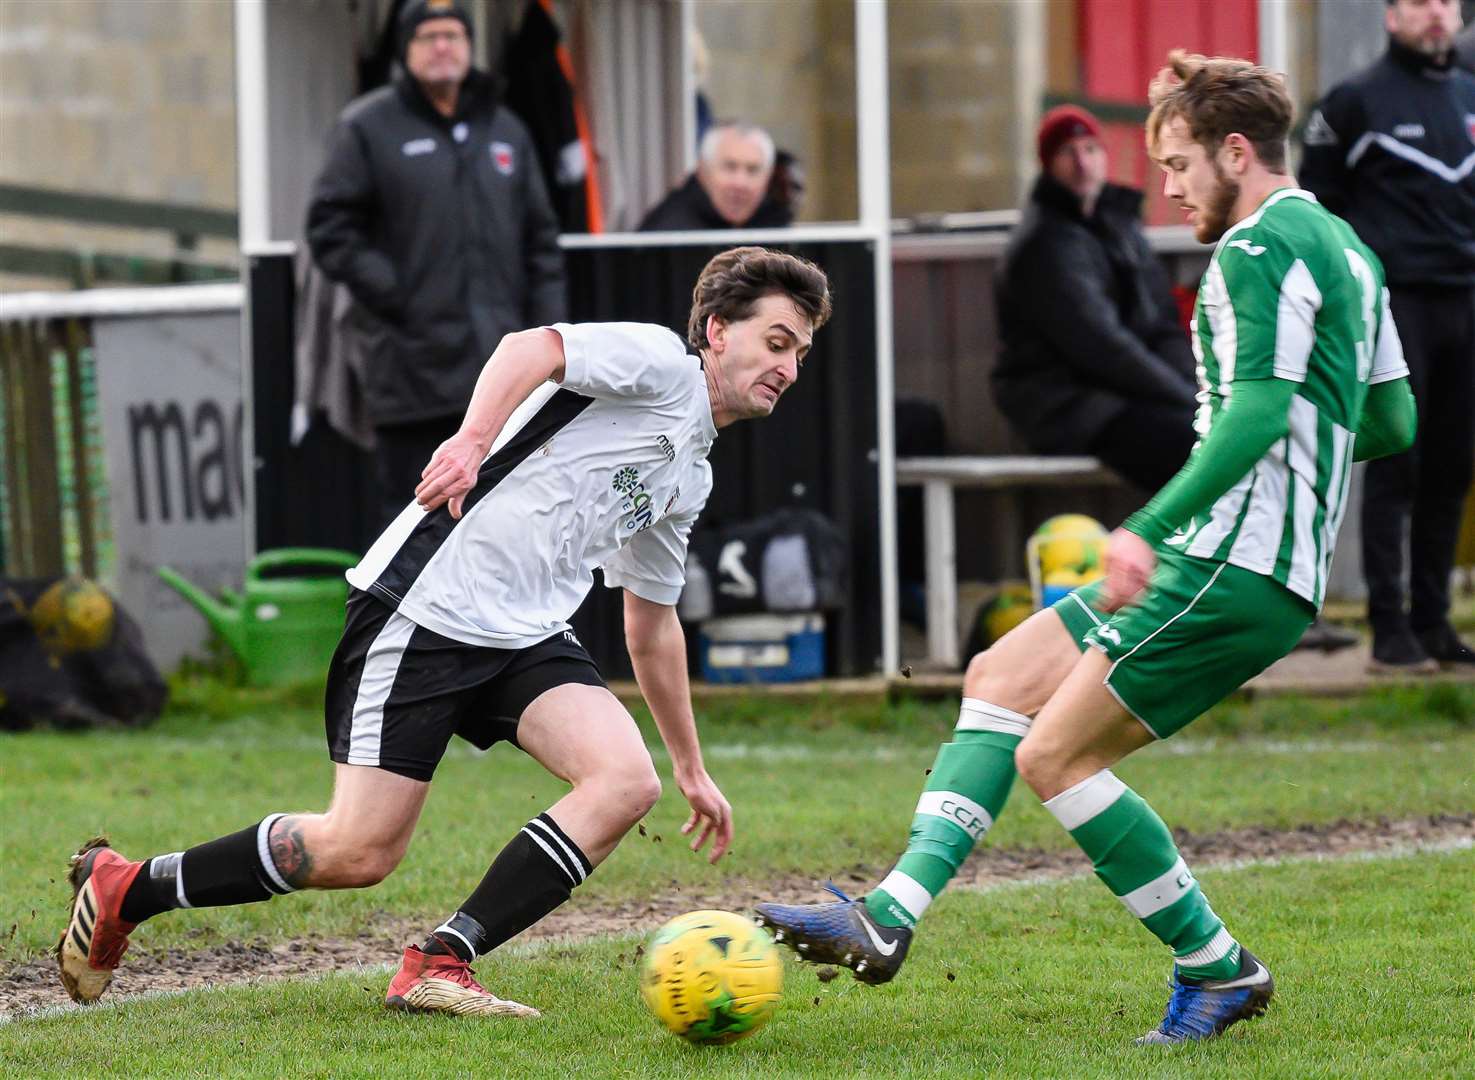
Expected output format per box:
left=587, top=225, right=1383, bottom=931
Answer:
left=59, top=247, right=832, bottom=1017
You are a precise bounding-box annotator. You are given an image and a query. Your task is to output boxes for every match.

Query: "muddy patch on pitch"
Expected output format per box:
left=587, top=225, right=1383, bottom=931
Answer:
left=3, top=813, right=1469, bottom=1021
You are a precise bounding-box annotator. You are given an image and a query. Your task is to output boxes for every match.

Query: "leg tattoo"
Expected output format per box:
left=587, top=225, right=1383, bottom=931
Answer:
left=267, top=815, right=314, bottom=888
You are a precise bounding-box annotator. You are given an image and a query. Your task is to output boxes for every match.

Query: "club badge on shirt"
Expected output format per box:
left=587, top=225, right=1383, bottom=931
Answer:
left=491, top=141, right=515, bottom=175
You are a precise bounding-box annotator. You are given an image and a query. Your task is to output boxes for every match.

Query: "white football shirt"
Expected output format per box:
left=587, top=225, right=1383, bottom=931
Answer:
left=347, top=322, right=717, bottom=649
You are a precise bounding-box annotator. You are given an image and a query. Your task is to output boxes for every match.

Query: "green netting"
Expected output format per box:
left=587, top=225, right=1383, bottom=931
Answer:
left=0, top=328, right=113, bottom=581
left=53, top=343, right=114, bottom=580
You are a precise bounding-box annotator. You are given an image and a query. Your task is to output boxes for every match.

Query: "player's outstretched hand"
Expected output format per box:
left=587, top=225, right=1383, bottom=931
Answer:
left=415, top=431, right=489, bottom=519
left=1101, top=528, right=1156, bottom=612
left=676, top=769, right=733, bottom=864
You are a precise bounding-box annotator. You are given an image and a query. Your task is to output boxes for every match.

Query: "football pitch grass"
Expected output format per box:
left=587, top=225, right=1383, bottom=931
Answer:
left=2, top=681, right=1473, bottom=1075
left=4, top=852, right=1471, bottom=1077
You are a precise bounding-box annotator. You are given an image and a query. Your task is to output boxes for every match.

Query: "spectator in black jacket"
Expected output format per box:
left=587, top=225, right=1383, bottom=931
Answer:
left=1301, top=0, right=1475, bottom=672
left=638, top=123, right=793, bottom=231
left=993, top=105, right=1197, bottom=493
left=306, top=0, right=566, bottom=529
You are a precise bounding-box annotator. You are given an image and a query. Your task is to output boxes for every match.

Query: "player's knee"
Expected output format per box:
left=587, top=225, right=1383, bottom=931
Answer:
left=1013, top=738, right=1059, bottom=795
left=965, top=646, right=1022, bottom=703
left=963, top=647, right=992, bottom=687
left=331, top=845, right=403, bottom=888
left=623, top=767, right=663, bottom=822
left=590, top=758, right=661, bottom=825
left=307, top=826, right=406, bottom=888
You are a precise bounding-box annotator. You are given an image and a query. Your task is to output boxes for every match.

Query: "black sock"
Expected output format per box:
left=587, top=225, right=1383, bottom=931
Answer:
left=427, top=812, right=593, bottom=958
left=119, top=814, right=297, bottom=923
left=420, top=914, right=486, bottom=963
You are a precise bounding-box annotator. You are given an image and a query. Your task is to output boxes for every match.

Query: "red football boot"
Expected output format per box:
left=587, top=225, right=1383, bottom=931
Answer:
left=384, top=944, right=540, bottom=1018
left=57, top=838, right=144, bottom=1004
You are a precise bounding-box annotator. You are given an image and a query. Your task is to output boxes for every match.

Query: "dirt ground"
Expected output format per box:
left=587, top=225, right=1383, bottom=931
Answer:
left=3, top=813, right=1469, bottom=1021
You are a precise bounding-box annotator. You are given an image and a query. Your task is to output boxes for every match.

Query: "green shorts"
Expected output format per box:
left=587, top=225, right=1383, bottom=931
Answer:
left=1052, top=549, right=1315, bottom=738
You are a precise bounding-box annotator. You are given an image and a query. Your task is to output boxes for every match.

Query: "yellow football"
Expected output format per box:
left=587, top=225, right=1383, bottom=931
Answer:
left=639, top=909, right=782, bottom=1045
left=27, top=578, right=116, bottom=655
left=1033, top=514, right=1108, bottom=577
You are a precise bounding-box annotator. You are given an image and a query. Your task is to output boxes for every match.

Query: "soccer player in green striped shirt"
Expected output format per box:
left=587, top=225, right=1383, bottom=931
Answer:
left=757, top=51, right=1419, bottom=1044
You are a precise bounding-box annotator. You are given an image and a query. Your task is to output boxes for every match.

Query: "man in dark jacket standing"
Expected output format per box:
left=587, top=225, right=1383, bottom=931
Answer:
left=1300, top=0, right=1475, bottom=672
left=993, top=106, right=1197, bottom=493
left=638, top=123, right=793, bottom=231
left=307, top=0, right=566, bottom=529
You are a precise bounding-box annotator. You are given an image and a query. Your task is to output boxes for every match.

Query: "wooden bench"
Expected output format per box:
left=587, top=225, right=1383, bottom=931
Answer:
left=895, top=455, right=1122, bottom=667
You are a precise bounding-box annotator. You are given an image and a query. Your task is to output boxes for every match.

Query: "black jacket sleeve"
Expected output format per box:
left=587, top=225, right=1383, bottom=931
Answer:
left=1140, top=236, right=1197, bottom=379
left=1013, top=232, right=1197, bottom=406
left=1299, top=85, right=1365, bottom=219
left=305, top=119, right=403, bottom=319
left=518, top=125, right=567, bottom=326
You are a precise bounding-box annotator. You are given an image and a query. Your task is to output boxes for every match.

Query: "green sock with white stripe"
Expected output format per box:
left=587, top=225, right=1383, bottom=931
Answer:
left=864, top=699, right=1028, bottom=929
left=1043, top=769, right=1240, bottom=980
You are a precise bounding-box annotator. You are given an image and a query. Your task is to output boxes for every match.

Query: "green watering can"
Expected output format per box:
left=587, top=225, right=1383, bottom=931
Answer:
left=158, top=548, right=360, bottom=686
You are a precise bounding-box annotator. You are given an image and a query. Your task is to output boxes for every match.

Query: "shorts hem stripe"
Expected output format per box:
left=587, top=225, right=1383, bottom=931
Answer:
left=1103, top=679, right=1164, bottom=740
left=1069, top=591, right=1103, bottom=626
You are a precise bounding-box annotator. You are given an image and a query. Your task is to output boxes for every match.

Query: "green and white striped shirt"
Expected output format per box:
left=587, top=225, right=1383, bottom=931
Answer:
left=1165, top=188, right=1409, bottom=608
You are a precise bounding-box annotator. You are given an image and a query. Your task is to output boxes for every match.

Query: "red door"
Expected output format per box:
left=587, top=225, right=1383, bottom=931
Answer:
left=1078, top=0, right=1259, bottom=224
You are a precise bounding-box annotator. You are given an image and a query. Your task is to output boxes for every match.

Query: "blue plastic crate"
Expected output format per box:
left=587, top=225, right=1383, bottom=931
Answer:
left=699, top=614, right=825, bottom=684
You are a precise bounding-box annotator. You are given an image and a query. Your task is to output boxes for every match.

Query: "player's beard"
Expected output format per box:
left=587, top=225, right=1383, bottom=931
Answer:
left=1195, top=162, right=1241, bottom=244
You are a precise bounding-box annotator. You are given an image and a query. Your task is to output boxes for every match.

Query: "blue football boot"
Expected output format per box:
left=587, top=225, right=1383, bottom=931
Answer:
left=753, top=884, right=912, bottom=985
left=1136, top=948, right=1275, bottom=1045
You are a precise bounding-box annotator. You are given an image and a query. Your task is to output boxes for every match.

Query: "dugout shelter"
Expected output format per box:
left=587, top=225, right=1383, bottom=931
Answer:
left=234, top=0, right=899, bottom=678
left=4, top=1, right=1405, bottom=678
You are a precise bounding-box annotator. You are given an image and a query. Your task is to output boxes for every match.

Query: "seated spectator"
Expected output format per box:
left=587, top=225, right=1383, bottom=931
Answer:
left=767, top=149, right=807, bottom=221
left=639, top=122, right=793, bottom=230
left=992, top=105, right=1197, bottom=493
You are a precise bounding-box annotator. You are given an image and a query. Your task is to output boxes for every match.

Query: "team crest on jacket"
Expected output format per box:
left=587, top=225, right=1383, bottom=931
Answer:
left=491, top=141, right=515, bottom=175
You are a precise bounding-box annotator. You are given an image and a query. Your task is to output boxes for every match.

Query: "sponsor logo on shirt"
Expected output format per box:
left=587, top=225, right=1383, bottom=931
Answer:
left=1227, top=238, right=1266, bottom=256
left=612, top=466, right=657, bottom=532
left=491, top=141, right=515, bottom=175
left=656, top=434, right=675, bottom=462
left=402, top=138, right=437, bottom=157
left=1392, top=123, right=1425, bottom=140
left=1303, top=109, right=1337, bottom=147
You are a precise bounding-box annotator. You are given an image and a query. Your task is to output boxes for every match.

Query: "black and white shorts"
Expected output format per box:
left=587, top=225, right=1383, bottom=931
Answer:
left=325, top=590, right=606, bottom=782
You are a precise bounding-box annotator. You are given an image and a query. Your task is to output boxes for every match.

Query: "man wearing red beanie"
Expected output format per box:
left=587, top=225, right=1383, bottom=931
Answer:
left=992, top=104, right=1197, bottom=492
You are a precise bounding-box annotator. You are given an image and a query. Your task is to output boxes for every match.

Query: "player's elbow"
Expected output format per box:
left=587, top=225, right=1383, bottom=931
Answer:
left=496, top=327, right=565, bottom=375
left=624, top=626, right=677, bottom=672
left=1389, top=413, right=1417, bottom=456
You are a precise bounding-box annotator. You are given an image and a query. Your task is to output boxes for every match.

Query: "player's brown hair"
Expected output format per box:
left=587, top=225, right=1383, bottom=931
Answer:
left=687, top=247, right=832, bottom=351
left=1146, top=50, right=1294, bottom=172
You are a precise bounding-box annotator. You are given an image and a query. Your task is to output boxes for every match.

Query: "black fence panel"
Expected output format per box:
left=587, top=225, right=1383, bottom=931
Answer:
left=562, top=240, right=881, bottom=678
left=249, top=253, right=379, bottom=557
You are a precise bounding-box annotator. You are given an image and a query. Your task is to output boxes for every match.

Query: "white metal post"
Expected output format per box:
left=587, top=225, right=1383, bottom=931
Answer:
left=677, top=0, right=697, bottom=174
left=922, top=479, right=957, bottom=666
left=233, top=0, right=270, bottom=560
left=233, top=0, right=271, bottom=249
left=1258, top=0, right=1292, bottom=99
left=856, top=0, right=899, bottom=675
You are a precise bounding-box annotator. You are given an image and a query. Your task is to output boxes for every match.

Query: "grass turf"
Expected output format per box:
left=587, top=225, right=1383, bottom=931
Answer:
left=2, top=681, right=1472, bottom=964
left=3, top=848, right=1470, bottom=1078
